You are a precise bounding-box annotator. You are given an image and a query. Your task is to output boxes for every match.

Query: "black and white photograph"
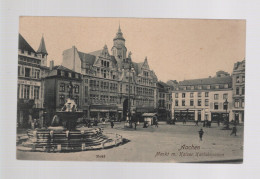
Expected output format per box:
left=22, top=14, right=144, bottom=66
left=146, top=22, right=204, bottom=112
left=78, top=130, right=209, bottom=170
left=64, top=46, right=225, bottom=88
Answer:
left=16, top=17, right=245, bottom=163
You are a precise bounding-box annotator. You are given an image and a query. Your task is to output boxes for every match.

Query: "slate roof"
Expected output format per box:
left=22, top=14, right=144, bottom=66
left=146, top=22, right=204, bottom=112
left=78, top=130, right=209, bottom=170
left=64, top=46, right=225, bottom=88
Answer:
left=78, top=51, right=96, bottom=65
left=37, top=36, right=48, bottom=55
left=179, top=76, right=232, bottom=86
left=53, top=65, right=78, bottom=74
left=18, top=34, right=36, bottom=54
left=132, top=62, right=144, bottom=74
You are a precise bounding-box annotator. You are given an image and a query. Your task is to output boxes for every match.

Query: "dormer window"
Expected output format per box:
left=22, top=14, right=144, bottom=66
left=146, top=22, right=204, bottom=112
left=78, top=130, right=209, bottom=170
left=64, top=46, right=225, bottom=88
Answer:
left=68, top=73, right=72, bottom=78
left=224, top=84, right=228, bottom=88
left=198, top=85, right=202, bottom=90
left=215, top=85, right=219, bottom=89
left=191, top=86, right=194, bottom=90
left=207, top=85, right=211, bottom=89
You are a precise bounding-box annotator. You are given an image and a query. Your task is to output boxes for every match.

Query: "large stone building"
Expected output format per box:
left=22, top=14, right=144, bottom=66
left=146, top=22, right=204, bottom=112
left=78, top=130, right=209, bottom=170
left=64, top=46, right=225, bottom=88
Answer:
left=62, top=26, right=158, bottom=120
left=232, top=60, right=245, bottom=123
left=17, top=34, right=49, bottom=128
left=170, top=72, right=233, bottom=122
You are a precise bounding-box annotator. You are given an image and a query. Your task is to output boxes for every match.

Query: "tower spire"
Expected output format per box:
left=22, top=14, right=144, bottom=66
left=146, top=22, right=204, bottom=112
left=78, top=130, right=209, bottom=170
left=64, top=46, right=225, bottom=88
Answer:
left=37, top=35, right=48, bottom=55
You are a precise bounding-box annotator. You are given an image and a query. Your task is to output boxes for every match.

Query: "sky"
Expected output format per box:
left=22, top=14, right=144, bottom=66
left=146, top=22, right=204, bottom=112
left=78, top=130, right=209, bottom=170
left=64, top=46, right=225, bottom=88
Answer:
left=19, top=17, right=246, bottom=82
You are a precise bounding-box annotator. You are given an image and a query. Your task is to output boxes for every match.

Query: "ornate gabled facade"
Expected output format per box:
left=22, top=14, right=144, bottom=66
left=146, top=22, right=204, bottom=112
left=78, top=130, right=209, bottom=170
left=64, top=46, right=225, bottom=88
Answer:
left=17, top=34, right=49, bottom=128
left=62, top=26, right=158, bottom=121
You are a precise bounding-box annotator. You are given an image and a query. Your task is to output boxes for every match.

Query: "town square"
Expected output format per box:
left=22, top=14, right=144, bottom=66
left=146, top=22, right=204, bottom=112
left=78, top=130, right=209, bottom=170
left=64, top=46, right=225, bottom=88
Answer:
left=16, top=17, right=245, bottom=163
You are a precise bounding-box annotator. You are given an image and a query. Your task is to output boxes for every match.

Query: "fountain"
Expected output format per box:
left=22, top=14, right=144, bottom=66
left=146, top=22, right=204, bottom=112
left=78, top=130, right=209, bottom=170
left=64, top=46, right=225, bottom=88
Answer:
left=17, top=93, right=123, bottom=152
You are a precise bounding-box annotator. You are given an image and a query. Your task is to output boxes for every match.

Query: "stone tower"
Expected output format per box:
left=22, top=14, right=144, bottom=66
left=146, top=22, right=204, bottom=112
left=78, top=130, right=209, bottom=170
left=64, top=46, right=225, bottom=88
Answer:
left=111, top=25, right=127, bottom=60
left=37, top=35, right=48, bottom=66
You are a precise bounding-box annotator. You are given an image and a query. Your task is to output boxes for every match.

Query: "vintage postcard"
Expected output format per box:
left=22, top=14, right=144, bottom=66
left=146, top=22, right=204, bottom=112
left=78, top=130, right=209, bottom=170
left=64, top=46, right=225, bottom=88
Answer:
left=16, top=17, right=245, bottom=163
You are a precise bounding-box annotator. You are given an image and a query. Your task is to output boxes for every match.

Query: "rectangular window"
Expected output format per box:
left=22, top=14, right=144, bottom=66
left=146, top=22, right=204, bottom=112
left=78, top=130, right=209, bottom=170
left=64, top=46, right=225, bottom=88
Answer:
left=205, top=92, right=209, bottom=97
left=236, top=76, right=240, bottom=83
left=59, top=83, right=65, bottom=92
left=182, top=93, right=185, bottom=98
left=242, top=76, right=245, bottom=82
left=205, top=99, right=209, bottom=106
left=198, top=99, right=201, bottom=106
left=34, top=86, right=40, bottom=99
left=236, top=87, right=239, bottom=95
left=24, top=85, right=30, bottom=99
left=182, top=100, right=185, bottom=106
left=224, top=84, right=228, bottom=88
left=207, top=85, right=211, bottom=89
left=35, top=69, right=40, bottom=79
left=175, top=93, right=178, bottom=98
left=235, top=99, right=240, bottom=108
left=214, top=94, right=219, bottom=100
left=190, top=93, right=194, bottom=98
left=242, top=87, right=245, bottom=95
left=25, top=67, right=31, bottom=78
left=190, top=99, right=194, bottom=106
left=175, top=100, right=178, bottom=106
left=198, top=92, right=201, bottom=97
left=214, top=102, right=219, bottom=110
left=223, top=93, right=228, bottom=99
left=242, top=99, right=244, bottom=108
left=61, top=71, right=65, bottom=76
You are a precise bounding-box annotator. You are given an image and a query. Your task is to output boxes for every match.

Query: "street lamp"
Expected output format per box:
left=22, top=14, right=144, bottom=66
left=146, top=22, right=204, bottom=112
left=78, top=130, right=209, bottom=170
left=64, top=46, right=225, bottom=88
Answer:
left=128, top=59, right=133, bottom=128
left=223, top=99, right=229, bottom=129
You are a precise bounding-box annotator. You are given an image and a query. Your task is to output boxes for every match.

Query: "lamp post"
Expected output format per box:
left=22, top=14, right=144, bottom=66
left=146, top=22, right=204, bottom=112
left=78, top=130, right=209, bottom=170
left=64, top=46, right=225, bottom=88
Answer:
left=223, top=99, right=229, bottom=129
left=128, top=60, right=133, bottom=128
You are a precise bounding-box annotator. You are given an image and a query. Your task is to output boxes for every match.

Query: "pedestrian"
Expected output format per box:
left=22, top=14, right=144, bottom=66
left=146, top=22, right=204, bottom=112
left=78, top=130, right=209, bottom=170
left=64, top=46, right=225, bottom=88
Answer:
left=217, top=119, right=220, bottom=127
left=183, top=119, right=186, bottom=125
left=198, top=128, right=204, bottom=141
left=134, top=122, right=137, bottom=130
left=155, top=119, right=158, bottom=128
left=195, top=120, right=199, bottom=126
left=230, top=126, right=237, bottom=136
left=110, top=120, right=114, bottom=128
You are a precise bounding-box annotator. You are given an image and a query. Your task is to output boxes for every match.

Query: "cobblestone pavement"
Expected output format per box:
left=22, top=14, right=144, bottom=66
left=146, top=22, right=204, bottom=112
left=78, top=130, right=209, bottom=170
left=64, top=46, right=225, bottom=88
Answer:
left=17, top=122, right=243, bottom=163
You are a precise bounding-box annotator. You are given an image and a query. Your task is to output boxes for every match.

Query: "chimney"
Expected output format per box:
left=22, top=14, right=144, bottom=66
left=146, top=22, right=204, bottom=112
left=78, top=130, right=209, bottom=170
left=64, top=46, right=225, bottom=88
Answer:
left=50, top=60, right=54, bottom=70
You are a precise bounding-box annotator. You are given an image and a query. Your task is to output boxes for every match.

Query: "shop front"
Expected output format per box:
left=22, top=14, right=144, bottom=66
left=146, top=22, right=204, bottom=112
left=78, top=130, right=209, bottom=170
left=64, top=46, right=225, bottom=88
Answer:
left=90, top=105, right=118, bottom=121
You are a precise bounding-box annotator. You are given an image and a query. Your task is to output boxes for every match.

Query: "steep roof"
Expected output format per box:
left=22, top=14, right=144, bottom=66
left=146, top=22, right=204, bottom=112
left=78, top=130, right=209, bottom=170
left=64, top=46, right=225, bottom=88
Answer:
left=78, top=51, right=96, bottom=65
left=53, top=65, right=77, bottom=73
left=179, top=76, right=232, bottom=86
left=18, top=34, right=36, bottom=53
left=37, top=36, right=48, bottom=55
left=132, top=62, right=144, bottom=74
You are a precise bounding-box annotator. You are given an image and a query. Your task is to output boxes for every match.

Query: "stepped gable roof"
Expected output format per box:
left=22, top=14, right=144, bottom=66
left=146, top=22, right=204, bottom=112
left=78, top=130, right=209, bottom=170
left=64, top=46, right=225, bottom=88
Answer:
left=37, top=36, right=48, bottom=55
left=18, top=34, right=36, bottom=54
left=179, top=76, right=232, bottom=86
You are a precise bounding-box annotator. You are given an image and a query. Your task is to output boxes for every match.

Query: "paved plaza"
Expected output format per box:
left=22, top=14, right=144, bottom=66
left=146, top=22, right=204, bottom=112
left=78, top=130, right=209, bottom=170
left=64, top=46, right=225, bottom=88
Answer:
left=17, top=122, right=243, bottom=163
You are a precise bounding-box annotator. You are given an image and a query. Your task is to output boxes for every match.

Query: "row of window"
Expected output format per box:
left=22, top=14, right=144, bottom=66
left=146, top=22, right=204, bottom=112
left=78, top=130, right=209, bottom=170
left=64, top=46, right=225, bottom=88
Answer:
left=177, top=84, right=229, bottom=91
left=59, top=83, right=79, bottom=93
left=175, top=92, right=228, bottom=100
left=234, top=99, right=245, bottom=108
left=18, top=84, right=40, bottom=99
left=175, top=99, right=228, bottom=110
left=18, top=66, right=41, bottom=79
left=136, top=86, right=154, bottom=96
left=236, top=75, right=245, bottom=83
left=19, top=56, right=41, bottom=65
left=235, top=87, right=245, bottom=95
left=60, top=71, right=80, bottom=79
left=89, top=80, right=118, bottom=92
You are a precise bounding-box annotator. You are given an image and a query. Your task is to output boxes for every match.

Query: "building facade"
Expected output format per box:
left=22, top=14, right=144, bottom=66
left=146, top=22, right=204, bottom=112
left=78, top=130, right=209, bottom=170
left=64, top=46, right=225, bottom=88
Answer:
left=62, top=26, right=158, bottom=120
left=232, top=60, right=245, bottom=123
left=44, top=64, right=83, bottom=125
left=17, top=34, right=49, bottom=128
left=171, top=73, right=233, bottom=122
left=156, top=81, right=172, bottom=121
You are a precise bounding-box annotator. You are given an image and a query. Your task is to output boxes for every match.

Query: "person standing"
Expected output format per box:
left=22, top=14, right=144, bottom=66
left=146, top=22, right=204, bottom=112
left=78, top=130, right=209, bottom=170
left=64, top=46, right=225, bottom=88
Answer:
left=230, top=126, right=237, bottom=136
left=134, top=122, right=137, bottom=130
left=110, top=120, right=114, bottom=128
left=198, top=128, right=204, bottom=141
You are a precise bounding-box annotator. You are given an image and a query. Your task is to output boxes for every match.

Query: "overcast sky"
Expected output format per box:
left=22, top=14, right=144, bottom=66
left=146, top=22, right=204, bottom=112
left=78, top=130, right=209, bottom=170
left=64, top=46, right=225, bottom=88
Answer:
left=19, top=17, right=245, bottom=82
